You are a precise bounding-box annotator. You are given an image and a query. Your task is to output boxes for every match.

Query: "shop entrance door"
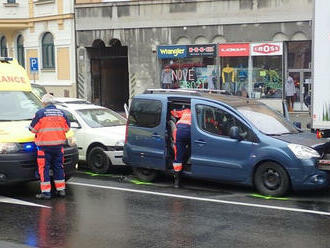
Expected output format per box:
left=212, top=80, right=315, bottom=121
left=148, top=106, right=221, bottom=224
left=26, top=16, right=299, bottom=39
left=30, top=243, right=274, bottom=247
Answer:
left=288, top=69, right=311, bottom=112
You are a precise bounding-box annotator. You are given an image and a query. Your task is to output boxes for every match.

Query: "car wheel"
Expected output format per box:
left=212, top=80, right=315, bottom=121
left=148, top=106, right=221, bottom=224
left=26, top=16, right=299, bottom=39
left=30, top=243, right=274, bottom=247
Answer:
left=254, top=162, right=290, bottom=197
left=132, top=167, right=158, bottom=182
left=87, top=146, right=110, bottom=174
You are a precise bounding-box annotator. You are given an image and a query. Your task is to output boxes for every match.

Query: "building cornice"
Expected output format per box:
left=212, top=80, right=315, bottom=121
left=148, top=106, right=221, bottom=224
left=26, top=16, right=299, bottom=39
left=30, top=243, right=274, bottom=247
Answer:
left=0, top=13, right=74, bottom=27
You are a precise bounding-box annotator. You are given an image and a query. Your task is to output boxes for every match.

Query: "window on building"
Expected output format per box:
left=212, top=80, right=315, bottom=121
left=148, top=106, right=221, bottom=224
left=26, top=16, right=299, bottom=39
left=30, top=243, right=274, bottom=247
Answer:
left=42, top=32, right=55, bottom=69
left=0, top=37, right=8, bottom=57
left=288, top=41, right=311, bottom=69
left=128, top=99, right=162, bottom=128
left=17, top=35, right=25, bottom=68
left=7, top=0, right=16, bottom=3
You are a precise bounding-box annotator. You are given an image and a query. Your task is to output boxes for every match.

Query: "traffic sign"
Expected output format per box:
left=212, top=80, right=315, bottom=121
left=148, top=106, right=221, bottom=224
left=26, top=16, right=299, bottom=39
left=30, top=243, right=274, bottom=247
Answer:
left=30, top=58, right=39, bottom=72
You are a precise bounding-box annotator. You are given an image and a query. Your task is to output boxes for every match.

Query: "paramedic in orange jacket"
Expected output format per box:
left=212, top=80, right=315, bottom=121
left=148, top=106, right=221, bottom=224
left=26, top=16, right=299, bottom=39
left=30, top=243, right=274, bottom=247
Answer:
left=170, top=107, right=191, bottom=188
left=29, top=93, right=70, bottom=199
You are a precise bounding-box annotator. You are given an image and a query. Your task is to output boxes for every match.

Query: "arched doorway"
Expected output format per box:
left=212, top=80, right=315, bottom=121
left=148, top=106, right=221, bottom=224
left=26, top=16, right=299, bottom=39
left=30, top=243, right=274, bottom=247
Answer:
left=88, top=38, right=129, bottom=112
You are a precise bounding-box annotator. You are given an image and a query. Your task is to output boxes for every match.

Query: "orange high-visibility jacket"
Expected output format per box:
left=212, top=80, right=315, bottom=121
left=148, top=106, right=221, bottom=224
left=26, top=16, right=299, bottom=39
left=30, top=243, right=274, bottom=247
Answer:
left=29, top=105, right=70, bottom=146
left=171, top=108, right=191, bottom=125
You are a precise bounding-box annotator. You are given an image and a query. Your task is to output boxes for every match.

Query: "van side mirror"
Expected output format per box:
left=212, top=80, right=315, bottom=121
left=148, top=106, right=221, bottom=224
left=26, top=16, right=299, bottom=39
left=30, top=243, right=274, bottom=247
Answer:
left=229, top=126, right=240, bottom=140
left=293, top=121, right=301, bottom=129
left=71, top=121, right=81, bottom=129
left=229, top=126, right=247, bottom=141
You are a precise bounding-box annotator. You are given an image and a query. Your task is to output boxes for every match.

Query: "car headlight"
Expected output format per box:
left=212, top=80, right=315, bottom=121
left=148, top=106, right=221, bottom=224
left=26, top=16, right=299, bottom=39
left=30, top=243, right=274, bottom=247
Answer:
left=67, top=137, right=76, bottom=147
left=0, top=143, right=20, bottom=154
left=288, top=144, right=320, bottom=160
left=115, top=140, right=124, bottom=147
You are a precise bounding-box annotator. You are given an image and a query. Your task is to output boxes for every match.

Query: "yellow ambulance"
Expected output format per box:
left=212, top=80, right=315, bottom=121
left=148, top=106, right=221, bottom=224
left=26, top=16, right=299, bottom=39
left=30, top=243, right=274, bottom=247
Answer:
left=0, top=57, right=78, bottom=184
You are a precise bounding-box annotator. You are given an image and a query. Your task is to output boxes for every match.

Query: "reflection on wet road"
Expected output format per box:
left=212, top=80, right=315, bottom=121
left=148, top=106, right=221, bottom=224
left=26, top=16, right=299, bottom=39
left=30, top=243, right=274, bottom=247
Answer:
left=1, top=171, right=330, bottom=248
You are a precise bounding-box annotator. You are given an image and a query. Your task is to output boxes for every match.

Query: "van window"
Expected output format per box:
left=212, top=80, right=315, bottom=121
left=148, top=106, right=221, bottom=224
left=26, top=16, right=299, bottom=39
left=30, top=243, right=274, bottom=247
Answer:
left=129, top=99, right=162, bottom=128
left=0, top=91, right=42, bottom=121
left=196, top=104, right=254, bottom=141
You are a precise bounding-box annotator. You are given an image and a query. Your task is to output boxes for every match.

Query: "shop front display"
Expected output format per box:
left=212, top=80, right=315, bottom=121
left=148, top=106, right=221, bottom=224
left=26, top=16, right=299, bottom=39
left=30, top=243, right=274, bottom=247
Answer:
left=218, top=43, right=249, bottom=96
left=250, top=42, right=283, bottom=99
left=157, top=44, right=217, bottom=90
left=287, top=41, right=312, bottom=111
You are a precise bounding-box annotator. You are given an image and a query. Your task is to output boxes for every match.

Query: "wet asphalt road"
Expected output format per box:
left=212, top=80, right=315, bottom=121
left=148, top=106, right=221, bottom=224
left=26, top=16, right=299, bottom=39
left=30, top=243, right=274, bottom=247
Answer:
left=1, top=168, right=330, bottom=248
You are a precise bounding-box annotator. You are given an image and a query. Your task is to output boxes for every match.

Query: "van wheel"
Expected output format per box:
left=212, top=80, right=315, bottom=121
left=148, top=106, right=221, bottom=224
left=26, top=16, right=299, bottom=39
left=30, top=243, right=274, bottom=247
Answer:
left=87, top=146, right=110, bottom=174
left=132, top=167, right=158, bottom=182
left=254, top=162, right=290, bottom=197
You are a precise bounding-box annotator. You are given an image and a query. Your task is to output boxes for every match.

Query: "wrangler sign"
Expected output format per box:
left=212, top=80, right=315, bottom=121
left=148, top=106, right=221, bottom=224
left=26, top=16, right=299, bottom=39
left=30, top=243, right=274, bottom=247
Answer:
left=157, top=45, right=187, bottom=58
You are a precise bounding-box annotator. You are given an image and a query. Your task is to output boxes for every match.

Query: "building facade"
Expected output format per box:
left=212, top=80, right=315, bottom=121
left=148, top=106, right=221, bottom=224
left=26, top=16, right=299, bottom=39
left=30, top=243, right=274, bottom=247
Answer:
left=75, top=0, right=312, bottom=112
left=0, top=0, right=76, bottom=97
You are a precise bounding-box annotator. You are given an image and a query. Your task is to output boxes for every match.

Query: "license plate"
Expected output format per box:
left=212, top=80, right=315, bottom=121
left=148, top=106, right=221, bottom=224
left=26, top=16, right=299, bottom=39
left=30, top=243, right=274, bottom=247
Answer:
left=318, top=160, right=330, bottom=170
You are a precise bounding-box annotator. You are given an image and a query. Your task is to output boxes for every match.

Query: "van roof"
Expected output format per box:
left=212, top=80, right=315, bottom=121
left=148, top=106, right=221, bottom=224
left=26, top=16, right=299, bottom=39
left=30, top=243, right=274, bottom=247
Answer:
left=142, top=88, right=260, bottom=108
left=0, top=57, right=31, bottom=92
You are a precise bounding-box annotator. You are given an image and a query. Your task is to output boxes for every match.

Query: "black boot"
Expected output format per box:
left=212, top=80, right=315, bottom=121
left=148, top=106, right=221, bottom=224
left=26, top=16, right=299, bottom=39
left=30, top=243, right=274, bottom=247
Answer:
left=174, top=172, right=181, bottom=189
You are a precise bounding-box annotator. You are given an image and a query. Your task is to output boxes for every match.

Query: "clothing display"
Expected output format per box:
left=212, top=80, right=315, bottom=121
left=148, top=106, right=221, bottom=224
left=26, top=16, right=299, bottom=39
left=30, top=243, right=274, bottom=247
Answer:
left=222, top=65, right=235, bottom=93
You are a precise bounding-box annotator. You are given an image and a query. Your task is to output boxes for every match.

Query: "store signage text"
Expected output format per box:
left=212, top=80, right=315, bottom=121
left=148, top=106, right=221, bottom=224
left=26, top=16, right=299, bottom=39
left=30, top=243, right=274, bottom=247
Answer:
left=251, top=42, right=283, bottom=56
left=187, top=44, right=216, bottom=57
left=157, top=45, right=187, bottom=58
left=218, top=43, right=250, bottom=57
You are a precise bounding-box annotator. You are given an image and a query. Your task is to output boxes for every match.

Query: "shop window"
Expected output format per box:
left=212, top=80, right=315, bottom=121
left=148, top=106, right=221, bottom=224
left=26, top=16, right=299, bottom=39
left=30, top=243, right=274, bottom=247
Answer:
left=252, top=56, right=282, bottom=99
left=17, top=35, right=25, bottom=68
left=42, top=32, right=55, bottom=69
left=220, top=57, right=249, bottom=96
left=288, top=41, right=311, bottom=69
left=161, top=57, right=217, bottom=90
left=195, top=104, right=253, bottom=141
left=129, top=99, right=162, bottom=128
left=0, top=36, right=8, bottom=57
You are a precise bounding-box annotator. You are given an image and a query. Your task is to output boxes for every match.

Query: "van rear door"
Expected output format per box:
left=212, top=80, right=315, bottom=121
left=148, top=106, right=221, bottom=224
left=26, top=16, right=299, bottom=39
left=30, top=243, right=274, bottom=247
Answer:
left=125, top=97, right=167, bottom=170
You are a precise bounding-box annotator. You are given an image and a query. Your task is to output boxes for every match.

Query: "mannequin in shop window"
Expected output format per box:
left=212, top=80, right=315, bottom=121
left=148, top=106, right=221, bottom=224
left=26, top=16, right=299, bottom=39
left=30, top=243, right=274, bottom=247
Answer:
left=207, top=70, right=217, bottom=90
left=161, top=65, right=174, bottom=89
left=237, top=64, right=247, bottom=95
left=222, top=64, right=235, bottom=94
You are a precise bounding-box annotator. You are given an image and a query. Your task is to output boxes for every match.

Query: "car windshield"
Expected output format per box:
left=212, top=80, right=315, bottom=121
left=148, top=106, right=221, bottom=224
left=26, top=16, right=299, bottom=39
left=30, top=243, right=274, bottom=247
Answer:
left=237, top=104, right=298, bottom=135
left=77, top=108, right=126, bottom=128
left=0, top=91, right=42, bottom=121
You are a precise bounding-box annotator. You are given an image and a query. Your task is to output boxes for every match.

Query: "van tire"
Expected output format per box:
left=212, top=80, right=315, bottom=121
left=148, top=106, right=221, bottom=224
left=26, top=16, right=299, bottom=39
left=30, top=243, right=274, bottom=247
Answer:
left=254, top=162, right=290, bottom=197
left=132, top=167, right=158, bottom=182
left=87, top=146, right=110, bottom=174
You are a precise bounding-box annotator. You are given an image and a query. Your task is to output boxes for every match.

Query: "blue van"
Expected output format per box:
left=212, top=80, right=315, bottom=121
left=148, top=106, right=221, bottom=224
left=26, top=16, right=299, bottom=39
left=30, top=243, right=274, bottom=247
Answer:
left=123, top=89, right=330, bottom=196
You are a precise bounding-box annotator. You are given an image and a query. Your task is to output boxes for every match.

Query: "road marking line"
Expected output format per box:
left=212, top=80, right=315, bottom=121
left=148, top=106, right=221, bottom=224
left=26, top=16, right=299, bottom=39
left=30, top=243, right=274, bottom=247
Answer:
left=0, top=196, right=51, bottom=208
left=68, top=181, right=330, bottom=216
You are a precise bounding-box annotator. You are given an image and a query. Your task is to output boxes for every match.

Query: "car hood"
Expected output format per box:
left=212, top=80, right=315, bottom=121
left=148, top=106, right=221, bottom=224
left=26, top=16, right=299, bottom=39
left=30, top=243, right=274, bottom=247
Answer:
left=273, top=132, right=330, bottom=155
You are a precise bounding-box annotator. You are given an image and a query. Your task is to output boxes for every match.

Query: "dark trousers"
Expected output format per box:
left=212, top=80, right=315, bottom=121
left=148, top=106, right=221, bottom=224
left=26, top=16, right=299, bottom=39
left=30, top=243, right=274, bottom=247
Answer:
left=173, top=124, right=191, bottom=172
left=37, top=145, right=65, bottom=193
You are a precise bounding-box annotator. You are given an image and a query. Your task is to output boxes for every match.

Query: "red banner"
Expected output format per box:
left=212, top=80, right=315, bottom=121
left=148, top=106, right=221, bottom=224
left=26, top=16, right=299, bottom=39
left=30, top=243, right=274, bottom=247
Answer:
left=218, top=43, right=250, bottom=57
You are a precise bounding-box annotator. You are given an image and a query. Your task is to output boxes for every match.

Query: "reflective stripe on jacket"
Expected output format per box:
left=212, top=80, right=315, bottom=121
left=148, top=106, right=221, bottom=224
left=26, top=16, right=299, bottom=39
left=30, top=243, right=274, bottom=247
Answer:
left=171, top=108, right=191, bottom=125
left=29, top=105, right=70, bottom=146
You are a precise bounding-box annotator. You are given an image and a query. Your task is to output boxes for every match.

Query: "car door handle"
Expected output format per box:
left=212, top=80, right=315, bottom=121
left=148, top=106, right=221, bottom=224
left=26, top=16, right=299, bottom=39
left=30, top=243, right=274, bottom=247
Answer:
left=152, top=133, right=161, bottom=138
left=194, top=140, right=206, bottom=145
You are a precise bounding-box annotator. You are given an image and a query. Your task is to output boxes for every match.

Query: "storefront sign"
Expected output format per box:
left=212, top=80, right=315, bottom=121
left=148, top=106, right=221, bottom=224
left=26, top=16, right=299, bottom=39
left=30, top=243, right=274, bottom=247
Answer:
left=218, top=43, right=250, bottom=57
left=251, top=42, right=283, bottom=56
left=157, top=45, right=187, bottom=58
left=187, top=44, right=216, bottom=57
